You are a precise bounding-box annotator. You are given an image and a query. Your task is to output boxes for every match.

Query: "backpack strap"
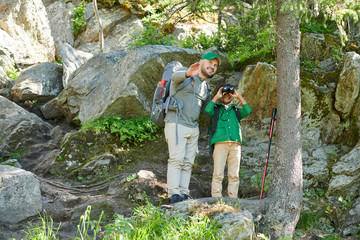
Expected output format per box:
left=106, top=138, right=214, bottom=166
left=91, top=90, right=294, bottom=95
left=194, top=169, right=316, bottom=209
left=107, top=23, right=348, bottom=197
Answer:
left=211, top=105, right=241, bottom=135
left=211, top=104, right=220, bottom=135
left=172, top=77, right=193, bottom=97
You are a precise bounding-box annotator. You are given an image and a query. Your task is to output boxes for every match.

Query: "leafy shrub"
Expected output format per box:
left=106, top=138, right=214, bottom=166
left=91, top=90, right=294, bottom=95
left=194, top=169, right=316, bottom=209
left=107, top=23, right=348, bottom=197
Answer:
left=129, top=23, right=175, bottom=49
left=178, top=3, right=276, bottom=67
left=300, top=18, right=337, bottom=34
left=80, top=115, right=160, bottom=147
left=5, top=67, right=20, bottom=80
left=72, top=1, right=87, bottom=36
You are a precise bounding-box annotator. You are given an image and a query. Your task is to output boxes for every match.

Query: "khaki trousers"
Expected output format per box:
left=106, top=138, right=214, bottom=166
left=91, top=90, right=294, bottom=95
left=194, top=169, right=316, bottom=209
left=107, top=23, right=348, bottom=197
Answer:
left=212, top=141, right=241, bottom=198
left=165, top=122, right=199, bottom=196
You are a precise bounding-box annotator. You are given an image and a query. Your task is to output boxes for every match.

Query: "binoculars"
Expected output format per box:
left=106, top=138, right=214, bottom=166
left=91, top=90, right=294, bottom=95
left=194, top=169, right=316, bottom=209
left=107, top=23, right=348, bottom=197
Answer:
left=222, top=86, right=235, bottom=94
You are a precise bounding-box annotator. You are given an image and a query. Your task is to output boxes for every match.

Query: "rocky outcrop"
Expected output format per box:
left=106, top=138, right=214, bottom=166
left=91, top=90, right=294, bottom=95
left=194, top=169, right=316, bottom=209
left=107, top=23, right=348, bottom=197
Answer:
left=0, top=165, right=42, bottom=223
left=10, top=62, right=63, bottom=102
left=0, top=0, right=55, bottom=68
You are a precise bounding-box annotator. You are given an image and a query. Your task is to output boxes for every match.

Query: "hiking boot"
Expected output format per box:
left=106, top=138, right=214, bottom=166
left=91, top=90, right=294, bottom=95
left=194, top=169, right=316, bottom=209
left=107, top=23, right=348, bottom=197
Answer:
left=181, top=194, right=192, bottom=201
left=169, top=194, right=182, bottom=204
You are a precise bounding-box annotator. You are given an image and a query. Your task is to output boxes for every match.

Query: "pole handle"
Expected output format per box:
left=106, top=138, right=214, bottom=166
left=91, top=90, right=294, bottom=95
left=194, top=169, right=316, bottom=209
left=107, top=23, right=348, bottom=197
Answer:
left=272, top=108, right=277, bottom=119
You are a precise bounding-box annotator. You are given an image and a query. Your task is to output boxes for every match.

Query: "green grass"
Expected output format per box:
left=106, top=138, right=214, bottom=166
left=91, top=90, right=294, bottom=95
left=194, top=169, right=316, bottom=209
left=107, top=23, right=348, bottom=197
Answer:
left=105, top=202, right=222, bottom=239
left=14, top=203, right=222, bottom=240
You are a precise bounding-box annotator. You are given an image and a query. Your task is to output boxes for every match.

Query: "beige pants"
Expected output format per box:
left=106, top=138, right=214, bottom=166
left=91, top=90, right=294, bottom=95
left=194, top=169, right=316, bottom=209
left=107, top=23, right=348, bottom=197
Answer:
left=165, top=122, right=199, bottom=196
left=212, top=141, right=241, bottom=198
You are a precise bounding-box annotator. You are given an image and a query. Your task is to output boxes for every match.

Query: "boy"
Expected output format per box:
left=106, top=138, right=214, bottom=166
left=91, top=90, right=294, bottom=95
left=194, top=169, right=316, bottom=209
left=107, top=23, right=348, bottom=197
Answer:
left=205, top=84, right=252, bottom=198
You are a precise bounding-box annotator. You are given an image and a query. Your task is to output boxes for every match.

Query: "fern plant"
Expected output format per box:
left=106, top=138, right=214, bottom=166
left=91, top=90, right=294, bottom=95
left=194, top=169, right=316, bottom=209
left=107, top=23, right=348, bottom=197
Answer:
left=80, top=115, right=160, bottom=147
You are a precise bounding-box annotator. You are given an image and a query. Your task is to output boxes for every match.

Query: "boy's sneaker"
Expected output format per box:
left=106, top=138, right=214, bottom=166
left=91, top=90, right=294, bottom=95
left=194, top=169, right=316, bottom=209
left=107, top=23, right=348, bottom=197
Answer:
left=181, top=194, right=192, bottom=201
left=169, top=194, right=182, bottom=204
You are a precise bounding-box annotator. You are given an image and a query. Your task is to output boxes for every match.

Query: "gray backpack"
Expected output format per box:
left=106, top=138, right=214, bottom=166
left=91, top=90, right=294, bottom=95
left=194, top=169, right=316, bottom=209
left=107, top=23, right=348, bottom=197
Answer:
left=150, top=61, right=192, bottom=127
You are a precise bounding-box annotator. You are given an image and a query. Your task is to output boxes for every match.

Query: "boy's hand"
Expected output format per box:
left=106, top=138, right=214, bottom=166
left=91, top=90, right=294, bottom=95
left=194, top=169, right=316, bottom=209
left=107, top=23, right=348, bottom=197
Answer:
left=211, top=87, right=223, bottom=102
left=231, top=90, right=247, bottom=105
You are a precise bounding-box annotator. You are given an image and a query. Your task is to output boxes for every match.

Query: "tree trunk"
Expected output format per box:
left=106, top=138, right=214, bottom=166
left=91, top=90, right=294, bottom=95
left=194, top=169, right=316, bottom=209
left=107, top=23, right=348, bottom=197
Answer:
left=264, top=0, right=303, bottom=238
left=176, top=1, right=303, bottom=238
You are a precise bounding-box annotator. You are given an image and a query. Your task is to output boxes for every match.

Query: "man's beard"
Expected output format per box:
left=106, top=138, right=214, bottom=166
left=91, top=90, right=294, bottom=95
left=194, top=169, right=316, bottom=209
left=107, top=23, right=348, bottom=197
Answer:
left=200, top=65, right=215, bottom=78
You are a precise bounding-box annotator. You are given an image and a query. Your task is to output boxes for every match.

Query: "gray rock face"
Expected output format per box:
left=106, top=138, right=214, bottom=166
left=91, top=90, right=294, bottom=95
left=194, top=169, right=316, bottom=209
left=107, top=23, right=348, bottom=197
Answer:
left=0, top=165, right=42, bottom=223
left=45, top=0, right=74, bottom=57
left=10, top=62, right=63, bottom=102
left=0, top=0, right=55, bottom=67
left=0, top=96, right=52, bottom=154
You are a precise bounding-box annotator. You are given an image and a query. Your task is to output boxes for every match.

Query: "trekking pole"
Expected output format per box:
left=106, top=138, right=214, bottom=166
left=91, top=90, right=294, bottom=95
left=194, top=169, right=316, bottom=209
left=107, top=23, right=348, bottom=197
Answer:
left=260, top=108, right=277, bottom=200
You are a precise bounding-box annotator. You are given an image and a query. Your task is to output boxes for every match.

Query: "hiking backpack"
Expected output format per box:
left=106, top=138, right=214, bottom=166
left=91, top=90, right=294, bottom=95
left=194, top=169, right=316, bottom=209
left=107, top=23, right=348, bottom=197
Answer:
left=150, top=61, right=192, bottom=127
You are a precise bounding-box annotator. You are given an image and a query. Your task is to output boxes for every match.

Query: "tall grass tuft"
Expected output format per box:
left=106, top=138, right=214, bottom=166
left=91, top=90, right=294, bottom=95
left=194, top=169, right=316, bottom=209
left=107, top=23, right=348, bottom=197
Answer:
left=12, top=211, right=61, bottom=240
left=74, top=206, right=103, bottom=240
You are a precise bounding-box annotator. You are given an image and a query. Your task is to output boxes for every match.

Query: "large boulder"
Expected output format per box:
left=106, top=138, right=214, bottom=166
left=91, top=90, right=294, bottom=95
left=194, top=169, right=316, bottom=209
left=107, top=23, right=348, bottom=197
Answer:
left=0, top=165, right=42, bottom=223
left=75, top=5, right=143, bottom=54
left=10, top=62, right=63, bottom=103
left=45, top=0, right=74, bottom=57
left=0, top=96, right=53, bottom=155
left=0, top=0, right=55, bottom=67
left=57, top=45, right=232, bottom=124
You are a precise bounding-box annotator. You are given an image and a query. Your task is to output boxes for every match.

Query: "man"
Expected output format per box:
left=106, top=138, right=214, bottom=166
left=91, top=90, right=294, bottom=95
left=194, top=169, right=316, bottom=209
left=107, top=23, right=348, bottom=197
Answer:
left=164, top=52, right=221, bottom=204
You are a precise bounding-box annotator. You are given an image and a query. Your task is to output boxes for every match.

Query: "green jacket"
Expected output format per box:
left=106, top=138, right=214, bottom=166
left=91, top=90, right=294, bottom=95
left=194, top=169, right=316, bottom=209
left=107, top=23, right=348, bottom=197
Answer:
left=205, top=101, right=252, bottom=145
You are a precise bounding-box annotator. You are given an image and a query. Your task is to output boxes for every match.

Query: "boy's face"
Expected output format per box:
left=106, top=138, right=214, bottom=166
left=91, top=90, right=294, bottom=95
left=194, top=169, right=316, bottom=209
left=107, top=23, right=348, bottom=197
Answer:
left=220, top=92, right=233, bottom=105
